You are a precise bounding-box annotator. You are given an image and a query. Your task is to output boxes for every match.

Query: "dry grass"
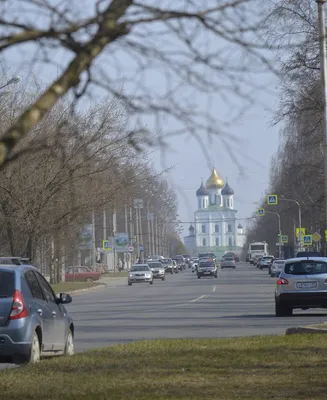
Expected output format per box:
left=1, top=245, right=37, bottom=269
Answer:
left=1, top=335, right=327, bottom=399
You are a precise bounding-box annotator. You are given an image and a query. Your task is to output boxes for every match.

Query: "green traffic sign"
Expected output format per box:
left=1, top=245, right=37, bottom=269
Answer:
left=267, top=194, right=278, bottom=205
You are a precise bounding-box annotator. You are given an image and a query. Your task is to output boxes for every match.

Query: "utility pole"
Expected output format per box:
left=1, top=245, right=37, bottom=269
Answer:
left=103, top=208, right=107, bottom=241
left=113, top=205, right=117, bottom=272
left=317, top=0, right=327, bottom=256
left=92, top=211, right=96, bottom=272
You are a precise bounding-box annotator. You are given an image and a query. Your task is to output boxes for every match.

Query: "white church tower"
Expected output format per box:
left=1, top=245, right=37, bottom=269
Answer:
left=192, top=167, right=245, bottom=259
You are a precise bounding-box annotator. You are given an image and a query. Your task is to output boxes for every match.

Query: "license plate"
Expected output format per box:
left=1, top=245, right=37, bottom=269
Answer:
left=204, top=272, right=211, bottom=274
left=296, top=282, right=318, bottom=289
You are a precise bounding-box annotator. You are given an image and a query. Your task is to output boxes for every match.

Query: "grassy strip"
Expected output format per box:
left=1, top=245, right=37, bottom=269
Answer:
left=1, top=335, right=327, bottom=399
left=51, top=281, right=101, bottom=294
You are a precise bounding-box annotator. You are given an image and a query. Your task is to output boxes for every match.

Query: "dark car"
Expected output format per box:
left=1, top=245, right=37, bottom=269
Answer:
left=173, top=255, right=186, bottom=270
left=197, top=259, right=218, bottom=278
left=0, top=263, right=74, bottom=365
left=198, top=252, right=216, bottom=261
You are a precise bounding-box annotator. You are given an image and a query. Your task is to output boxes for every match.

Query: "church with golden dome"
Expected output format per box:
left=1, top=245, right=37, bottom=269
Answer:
left=184, top=167, right=246, bottom=258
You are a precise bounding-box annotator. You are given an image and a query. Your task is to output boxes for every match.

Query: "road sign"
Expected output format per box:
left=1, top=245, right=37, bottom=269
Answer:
left=102, top=240, right=109, bottom=250
left=276, top=243, right=284, bottom=246
left=303, top=235, right=312, bottom=246
left=325, top=230, right=327, bottom=241
left=312, top=232, right=321, bottom=242
left=281, top=235, right=288, bottom=243
left=267, top=194, right=278, bottom=205
left=128, top=245, right=134, bottom=253
left=256, top=208, right=265, bottom=216
left=296, top=228, right=306, bottom=238
left=139, top=245, right=144, bottom=252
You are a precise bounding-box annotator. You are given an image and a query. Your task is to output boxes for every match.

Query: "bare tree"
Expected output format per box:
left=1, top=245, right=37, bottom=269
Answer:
left=0, top=0, right=275, bottom=166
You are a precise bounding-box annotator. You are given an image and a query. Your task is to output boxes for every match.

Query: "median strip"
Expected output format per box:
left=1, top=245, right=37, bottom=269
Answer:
left=1, top=335, right=327, bottom=399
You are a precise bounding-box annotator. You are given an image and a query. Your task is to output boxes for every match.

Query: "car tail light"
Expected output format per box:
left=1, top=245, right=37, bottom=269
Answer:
left=277, top=278, right=289, bottom=285
left=9, top=290, right=29, bottom=320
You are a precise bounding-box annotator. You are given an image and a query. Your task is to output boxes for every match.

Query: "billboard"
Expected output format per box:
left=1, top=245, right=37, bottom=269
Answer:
left=79, top=224, right=93, bottom=250
left=115, top=232, right=129, bottom=253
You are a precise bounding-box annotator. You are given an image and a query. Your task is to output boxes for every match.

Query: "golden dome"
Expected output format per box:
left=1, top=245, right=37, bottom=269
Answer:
left=206, top=168, right=224, bottom=189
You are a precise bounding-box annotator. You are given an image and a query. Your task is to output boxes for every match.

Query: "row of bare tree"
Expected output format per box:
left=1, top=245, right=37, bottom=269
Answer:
left=0, top=86, right=183, bottom=279
left=246, top=0, right=326, bottom=257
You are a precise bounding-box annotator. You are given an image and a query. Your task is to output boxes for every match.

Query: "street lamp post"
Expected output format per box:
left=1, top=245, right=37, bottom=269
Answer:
left=264, top=211, right=282, bottom=258
left=280, top=197, right=302, bottom=251
left=317, top=0, right=327, bottom=255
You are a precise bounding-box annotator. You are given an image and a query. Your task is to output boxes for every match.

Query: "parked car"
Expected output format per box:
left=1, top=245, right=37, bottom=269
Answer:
left=147, top=261, right=165, bottom=280
left=65, top=266, right=101, bottom=282
left=128, top=264, right=153, bottom=285
left=275, top=257, right=327, bottom=316
left=0, top=263, right=74, bottom=365
left=221, top=256, right=236, bottom=269
left=161, top=258, right=174, bottom=274
left=258, top=256, right=274, bottom=270
left=197, top=258, right=218, bottom=278
left=270, top=260, right=285, bottom=277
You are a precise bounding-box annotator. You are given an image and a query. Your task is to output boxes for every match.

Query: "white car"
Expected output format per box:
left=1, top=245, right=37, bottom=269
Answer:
left=128, top=264, right=153, bottom=286
left=191, top=258, right=199, bottom=272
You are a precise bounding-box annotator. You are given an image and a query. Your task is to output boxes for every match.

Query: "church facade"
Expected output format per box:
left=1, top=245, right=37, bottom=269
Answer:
left=183, top=168, right=246, bottom=259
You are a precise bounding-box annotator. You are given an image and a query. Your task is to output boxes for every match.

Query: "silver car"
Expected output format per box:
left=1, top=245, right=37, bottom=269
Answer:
left=128, top=264, right=153, bottom=285
left=148, top=261, right=165, bottom=281
left=258, top=256, right=274, bottom=270
left=275, top=257, right=327, bottom=316
left=221, top=257, right=236, bottom=269
left=270, top=260, right=285, bottom=277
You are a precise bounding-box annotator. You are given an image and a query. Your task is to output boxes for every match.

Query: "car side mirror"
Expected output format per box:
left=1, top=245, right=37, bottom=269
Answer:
left=57, top=293, right=72, bottom=304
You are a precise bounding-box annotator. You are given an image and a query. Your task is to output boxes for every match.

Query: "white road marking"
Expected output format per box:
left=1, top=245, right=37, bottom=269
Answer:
left=212, top=285, right=216, bottom=293
left=190, top=294, right=208, bottom=303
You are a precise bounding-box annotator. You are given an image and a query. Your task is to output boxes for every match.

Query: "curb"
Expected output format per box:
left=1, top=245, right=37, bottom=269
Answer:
left=65, top=278, right=127, bottom=295
left=286, top=326, right=327, bottom=335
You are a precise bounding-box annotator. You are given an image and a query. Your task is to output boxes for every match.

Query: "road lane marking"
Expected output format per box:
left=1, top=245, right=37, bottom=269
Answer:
left=212, top=285, right=216, bottom=293
left=190, top=294, right=208, bottom=303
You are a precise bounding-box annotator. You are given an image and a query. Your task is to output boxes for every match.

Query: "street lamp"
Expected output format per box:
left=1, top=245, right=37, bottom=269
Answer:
left=263, top=211, right=282, bottom=258
left=317, top=0, right=327, bottom=255
left=280, top=196, right=302, bottom=251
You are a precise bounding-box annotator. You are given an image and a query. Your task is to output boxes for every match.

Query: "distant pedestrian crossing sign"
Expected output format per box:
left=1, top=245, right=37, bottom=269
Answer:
left=281, top=235, right=288, bottom=243
left=256, top=208, right=265, bottom=216
left=267, top=194, right=278, bottom=205
left=303, top=235, right=312, bottom=246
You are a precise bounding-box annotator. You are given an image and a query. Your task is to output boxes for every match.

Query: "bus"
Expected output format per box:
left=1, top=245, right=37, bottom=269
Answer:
left=248, top=242, right=269, bottom=264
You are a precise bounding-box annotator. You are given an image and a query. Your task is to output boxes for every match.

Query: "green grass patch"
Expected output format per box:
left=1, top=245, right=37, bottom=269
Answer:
left=51, top=281, right=101, bottom=294
left=1, top=335, right=327, bottom=399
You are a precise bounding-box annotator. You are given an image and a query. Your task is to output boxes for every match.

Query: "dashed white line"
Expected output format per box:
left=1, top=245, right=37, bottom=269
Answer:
left=190, top=294, right=208, bottom=303
left=212, top=285, right=216, bottom=293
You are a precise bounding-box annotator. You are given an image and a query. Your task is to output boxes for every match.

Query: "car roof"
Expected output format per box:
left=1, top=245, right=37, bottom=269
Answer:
left=285, top=257, right=327, bottom=263
left=0, top=264, right=37, bottom=272
left=132, top=263, right=149, bottom=267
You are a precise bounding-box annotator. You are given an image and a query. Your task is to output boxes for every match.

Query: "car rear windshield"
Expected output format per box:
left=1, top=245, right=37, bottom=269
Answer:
left=296, top=252, right=320, bottom=258
left=224, top=257, right=234, bottom=261
left=199, top=262, right=214, bottom=267
left=274, top=261, right=285, bottom=265
left=148, top=263, right=162, bottom=268
left=131, top=266, right=149, bottom=272
left=0, top=270, right=15, bottom=297
left=285, top=261, right=327, bottom=275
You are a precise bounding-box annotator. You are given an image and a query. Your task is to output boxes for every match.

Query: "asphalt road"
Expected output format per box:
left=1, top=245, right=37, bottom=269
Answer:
left=67, top=262, right=327, bottom=352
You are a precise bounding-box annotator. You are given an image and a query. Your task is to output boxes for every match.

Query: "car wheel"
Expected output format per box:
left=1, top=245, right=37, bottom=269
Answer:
left=171, top=271, right=173, bottom=274
left=128, top=282, right=132, bottom=286
left=150, top=280, right=154, bottom=284
left=85, top=277, right=94, bottom=282
left=162, top=276, right=165, bottom=281
left=197, top=275, right=200, bottom=279
left=214, top=275, right=218, bottom=278
left=275, top=300, right=293, bottom=317
left=64, top=330, right=74, bottom=356
left=20, top=331, right=41, bottom=364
